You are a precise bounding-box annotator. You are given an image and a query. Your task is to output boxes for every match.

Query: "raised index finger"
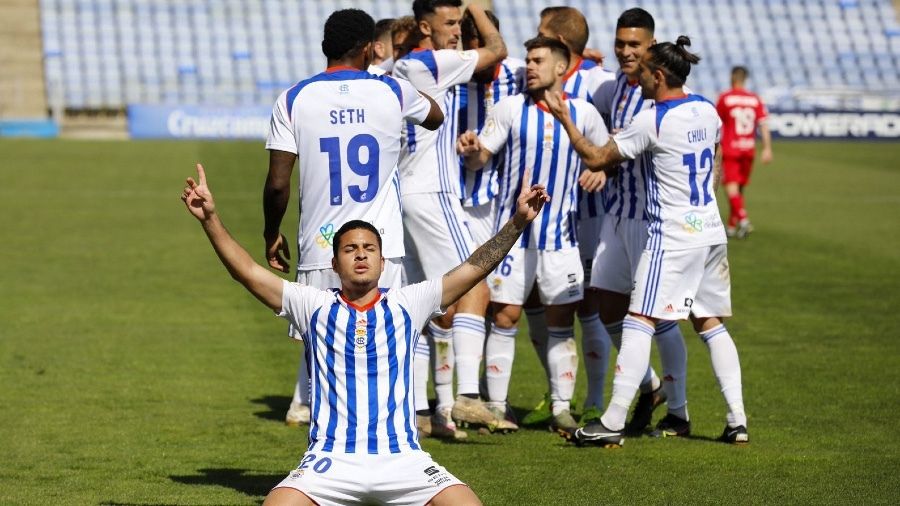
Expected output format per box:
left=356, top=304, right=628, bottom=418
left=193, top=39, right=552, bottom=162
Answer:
left=196, top=163, right=207, bottom=186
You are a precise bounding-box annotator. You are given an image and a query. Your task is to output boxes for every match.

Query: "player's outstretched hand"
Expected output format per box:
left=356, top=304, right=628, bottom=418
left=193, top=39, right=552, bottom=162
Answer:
left=181, top=163, right=216, bottom=221
left=579, top=168, right=607, bottom=192
left=761, top=146, right=773, bottom=164
left=514, top=170, right=550, bottom=226
left=543, top=91, right=569, bottom=122
left=265, top=232, right=291, bottom=273
left=456, top=130, right=481, bottom=155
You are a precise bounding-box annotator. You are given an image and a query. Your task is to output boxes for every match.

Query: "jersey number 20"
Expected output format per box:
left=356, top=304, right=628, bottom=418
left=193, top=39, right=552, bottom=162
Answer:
left=320, top=134, right=380, bottom=206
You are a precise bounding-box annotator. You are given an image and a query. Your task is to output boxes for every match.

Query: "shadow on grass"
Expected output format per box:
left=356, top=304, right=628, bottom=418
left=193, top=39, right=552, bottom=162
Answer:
left=170, top=468, right=282, bottom=498
left=251, top=395, right=292, bottom=422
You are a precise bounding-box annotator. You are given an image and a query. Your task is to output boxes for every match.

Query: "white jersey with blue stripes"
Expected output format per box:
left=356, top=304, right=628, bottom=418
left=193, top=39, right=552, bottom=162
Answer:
left=457, top=57, right=525, bottom=208
left=613, top=94, right=726, bottom=251
left=561, top=58, right=616, bottom=221
left=266, top=67, right=432, bottom=269
left=393, top=48, right=479, bottom=197
left=279, top=279, right=444, bottom=455
left=479, top=93, right=608, bottom=250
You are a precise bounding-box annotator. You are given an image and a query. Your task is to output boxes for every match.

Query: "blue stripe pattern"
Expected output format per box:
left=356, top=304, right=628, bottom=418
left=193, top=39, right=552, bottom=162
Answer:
left=655, top=320, right=679, bottom=334
left=640, top=249, right=665, bottom=315
left=400, top=50, right=439, bottom=82
left=622, top=315, right=655, bottom=336
left=437, top=193, right=472, bottom=262
left=699, top=324, right=729, bottom=343
left=401, top=308, right=420, bottom=450
left=322, top=303, right=341, bottom=452
left=365, top=308, right=379, bottom=454
left=381, top=303, right=401, bottom=453
left=342, top=309, right=358, bottom=453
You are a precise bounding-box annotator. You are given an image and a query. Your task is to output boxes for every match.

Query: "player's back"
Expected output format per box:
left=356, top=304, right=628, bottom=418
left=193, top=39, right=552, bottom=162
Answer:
left=716, top=88, right=766, bottom=154
left=393, top=48, right=478, bottom=196
left=643, top=95, right=725, bottom=250
left=268, top=69, right=411, bottom=268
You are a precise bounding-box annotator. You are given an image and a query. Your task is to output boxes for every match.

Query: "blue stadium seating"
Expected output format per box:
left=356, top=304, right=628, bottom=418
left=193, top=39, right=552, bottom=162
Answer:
left=39, top=0, right=900, bottom=111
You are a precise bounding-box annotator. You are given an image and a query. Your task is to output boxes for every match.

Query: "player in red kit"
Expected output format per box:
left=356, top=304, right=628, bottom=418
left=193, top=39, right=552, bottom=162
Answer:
left=716, top=66, right=773, bottom=239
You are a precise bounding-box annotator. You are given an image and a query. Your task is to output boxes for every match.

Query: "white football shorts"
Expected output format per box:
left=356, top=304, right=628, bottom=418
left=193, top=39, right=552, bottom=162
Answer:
left=273, top=450, right=467, bottom=506
left=576, top=214, right=602, bottom=286
left=461, top=200, right=497, bottom=247
left=401, top=192, right=477, bottom=278
left=290, top=258, right=402, bottom=337
left=591, top=215, right=649, bottom=294
left=629, top=244, right=732, bottom=320
left=488, top=246, right=584, bottom=305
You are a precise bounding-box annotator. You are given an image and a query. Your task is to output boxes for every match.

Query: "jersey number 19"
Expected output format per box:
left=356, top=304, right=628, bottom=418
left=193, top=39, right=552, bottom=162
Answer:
left=320, top=133, right=381, bottom=206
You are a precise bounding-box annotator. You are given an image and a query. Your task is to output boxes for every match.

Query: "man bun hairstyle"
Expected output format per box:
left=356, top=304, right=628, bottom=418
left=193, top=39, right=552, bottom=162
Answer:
left=412, top=0, right=462, bottom=22
left=524, top=35, right=571, bottom=65
left=646, top=35, right=701, bottom=88
left=322, top=9, right=375, bottom=60
left=616, top=7, right=655, bottom=34
left=332, top=220, right=383, bottom=258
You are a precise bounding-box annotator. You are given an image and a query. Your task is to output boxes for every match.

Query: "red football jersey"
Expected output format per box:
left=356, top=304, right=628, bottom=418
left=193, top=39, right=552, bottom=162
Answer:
left=716, top=88, right=767, bottom=156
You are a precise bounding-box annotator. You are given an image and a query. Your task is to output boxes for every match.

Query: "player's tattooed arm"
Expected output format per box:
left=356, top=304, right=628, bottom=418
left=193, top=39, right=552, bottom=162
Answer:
left=543, top=91, right=626, bottom=172
left=440, top=181, right=549, bottom=308
left=467, top=3, right=508, bottom=72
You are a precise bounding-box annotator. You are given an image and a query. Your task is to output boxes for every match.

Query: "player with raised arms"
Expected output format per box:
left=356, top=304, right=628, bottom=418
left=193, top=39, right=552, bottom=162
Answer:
left=458, top=36, right=609, bottom=436
left=181, top=163, right=549, bottom=505
left=262, top=9, right=443, bottom=427
left=392, top=0, right=513, bottom=436
left=546, top=36, right=749, bottom=447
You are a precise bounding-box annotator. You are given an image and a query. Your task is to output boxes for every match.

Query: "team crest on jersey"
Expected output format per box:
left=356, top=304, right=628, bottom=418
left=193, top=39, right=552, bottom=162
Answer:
left=316, top=223, right=336, bottom=248
left=339, top=84, right=350, bottom=95
left=483, top=118, right=496, bottom=135
left=355, top=319, right=368, bottom=349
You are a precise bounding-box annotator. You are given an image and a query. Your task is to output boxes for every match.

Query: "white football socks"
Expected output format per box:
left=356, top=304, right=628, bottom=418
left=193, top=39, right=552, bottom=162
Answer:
left=292, top=344, right=310, bottom=405
left=485, top=324, right=518, bottom=403
left=547, top=326, right=577, bottom=415
left=428, top=321, right=455, bottom=411
left=601, top=315, right=654, bottom=431
left=579, top=314, right=611, bottom=410
left=452, top=313, right=486, bottom=396
left=525, top=306, right=550, bottom=381
left=606, top=319, right=659, bottom=394
left=700, top=324, right=746, bottom=427
left=655, top=320, right=689, bottom=420
left=413, top=333, right=431, bottom=413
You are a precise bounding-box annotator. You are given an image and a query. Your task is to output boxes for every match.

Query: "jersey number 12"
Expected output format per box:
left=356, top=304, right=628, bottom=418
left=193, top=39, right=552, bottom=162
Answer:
left=683, top=148, right=714, bottom=206
left=320, top=134, right=380, bottom=205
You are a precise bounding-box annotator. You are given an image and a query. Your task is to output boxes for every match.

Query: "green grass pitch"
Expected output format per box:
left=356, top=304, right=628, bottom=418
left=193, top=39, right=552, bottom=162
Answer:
left=1, top=139, right=898, bottom=504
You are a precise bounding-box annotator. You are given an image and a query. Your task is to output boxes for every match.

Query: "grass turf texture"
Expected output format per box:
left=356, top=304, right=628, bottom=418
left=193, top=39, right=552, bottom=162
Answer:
left=1, top=139, right=898, bottom=505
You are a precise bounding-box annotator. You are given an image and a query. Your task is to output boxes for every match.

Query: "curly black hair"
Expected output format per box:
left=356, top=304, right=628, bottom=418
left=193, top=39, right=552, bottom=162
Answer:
left=322, top=9, right=376, bottom=60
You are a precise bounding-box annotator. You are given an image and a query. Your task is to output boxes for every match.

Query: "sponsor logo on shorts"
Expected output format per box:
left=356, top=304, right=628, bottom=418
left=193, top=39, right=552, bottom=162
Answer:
left=289, top=468, right=305, bottom=479
left=664, top=304, right=675, bottom=313
left=684, top=298, right=694, bottom=308
left=424, top=465, right=452, bottom=487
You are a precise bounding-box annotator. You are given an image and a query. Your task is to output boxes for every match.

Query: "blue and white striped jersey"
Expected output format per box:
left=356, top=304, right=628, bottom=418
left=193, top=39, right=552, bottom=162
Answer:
left=479, top=94, right=608, bottom=250
left=393, top=48, right=479, bottom=197
left=562, top=58, right=616, bottom=221
left=613, top=94, right=725, bottom=251
left=457, top=57, right=525, bottom=207
left=594, top=70, right=652, bottom=221
left=279, top=279, right=444, bottom=454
